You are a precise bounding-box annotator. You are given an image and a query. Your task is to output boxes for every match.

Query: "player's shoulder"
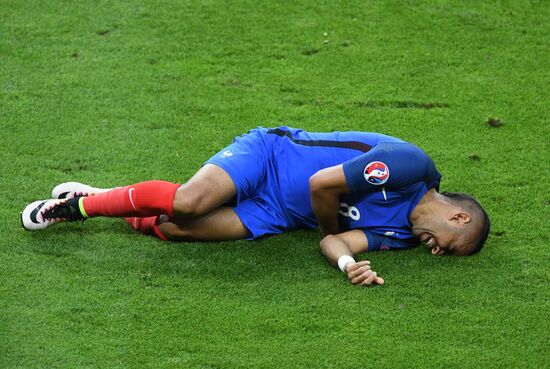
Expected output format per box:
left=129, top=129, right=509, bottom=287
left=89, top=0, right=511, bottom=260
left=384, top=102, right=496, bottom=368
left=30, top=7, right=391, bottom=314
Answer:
left=266, top=126, right=406, bottom=144
left=372, top=142, right=441, bottom=188
left=327, top=131, right=405, bottom=148
left=374, top=140, right=430, bottom=157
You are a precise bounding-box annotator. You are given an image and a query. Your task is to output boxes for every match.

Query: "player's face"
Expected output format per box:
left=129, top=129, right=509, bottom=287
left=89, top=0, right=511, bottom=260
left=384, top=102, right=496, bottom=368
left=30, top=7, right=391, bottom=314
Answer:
left=418, top=230, right=470, bottom=256
left=413, top=221, right=473, bottom=256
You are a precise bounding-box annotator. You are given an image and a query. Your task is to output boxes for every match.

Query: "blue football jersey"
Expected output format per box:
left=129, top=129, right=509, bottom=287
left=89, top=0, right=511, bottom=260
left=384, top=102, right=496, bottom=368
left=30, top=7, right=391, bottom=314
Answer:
left=265, top=127, right=442, bottom=250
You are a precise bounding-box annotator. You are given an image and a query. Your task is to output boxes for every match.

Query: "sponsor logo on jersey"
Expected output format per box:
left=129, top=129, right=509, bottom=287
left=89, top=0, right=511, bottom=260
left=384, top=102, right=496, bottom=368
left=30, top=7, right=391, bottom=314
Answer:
left=363, top=161, right=389, bottom=185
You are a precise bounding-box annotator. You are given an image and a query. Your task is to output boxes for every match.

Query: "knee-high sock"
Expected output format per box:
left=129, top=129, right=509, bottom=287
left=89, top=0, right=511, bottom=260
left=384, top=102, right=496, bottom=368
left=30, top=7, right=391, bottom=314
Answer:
left=124, top=216, right=169, bottom=241
left=124, top=216, right=157, bottom=235
left=81, top=180, right=180, bottom=218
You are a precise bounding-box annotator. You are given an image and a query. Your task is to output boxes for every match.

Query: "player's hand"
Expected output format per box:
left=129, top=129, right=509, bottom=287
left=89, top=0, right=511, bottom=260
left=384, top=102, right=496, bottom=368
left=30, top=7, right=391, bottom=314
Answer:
left=345, top=260, right=385, bottom=286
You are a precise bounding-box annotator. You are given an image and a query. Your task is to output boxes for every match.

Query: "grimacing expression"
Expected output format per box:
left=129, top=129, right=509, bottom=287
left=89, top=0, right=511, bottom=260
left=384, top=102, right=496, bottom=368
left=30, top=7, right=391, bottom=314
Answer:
left=419, top=229, right=474, bottom=256
left=413, top=213, right=478, bottom=256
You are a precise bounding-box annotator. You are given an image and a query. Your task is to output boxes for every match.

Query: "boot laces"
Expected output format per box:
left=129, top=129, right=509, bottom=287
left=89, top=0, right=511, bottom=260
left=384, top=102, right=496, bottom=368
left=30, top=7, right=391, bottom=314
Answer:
left=42, top=198, right=85, bottom=222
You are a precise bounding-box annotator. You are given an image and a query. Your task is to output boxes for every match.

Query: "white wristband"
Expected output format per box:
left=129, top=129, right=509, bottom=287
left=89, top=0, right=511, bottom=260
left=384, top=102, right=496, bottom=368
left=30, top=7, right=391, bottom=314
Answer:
left=337, top=255, right=356, bottom=273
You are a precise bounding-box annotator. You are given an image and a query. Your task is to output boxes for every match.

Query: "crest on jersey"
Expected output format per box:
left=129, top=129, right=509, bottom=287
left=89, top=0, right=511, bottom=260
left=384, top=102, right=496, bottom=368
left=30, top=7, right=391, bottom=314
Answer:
left=363, top=161, right=389, bottom=185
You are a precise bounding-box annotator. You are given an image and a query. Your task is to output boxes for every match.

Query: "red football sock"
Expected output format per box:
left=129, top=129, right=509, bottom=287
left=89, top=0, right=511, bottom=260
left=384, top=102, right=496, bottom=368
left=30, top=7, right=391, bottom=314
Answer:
left=153, top=224, right=169, bottom=241
left=124, top=216, right=169, bottom=241
left=124, top=216, right=158, bottom=235
left=82, top=180, right=180, bottom=218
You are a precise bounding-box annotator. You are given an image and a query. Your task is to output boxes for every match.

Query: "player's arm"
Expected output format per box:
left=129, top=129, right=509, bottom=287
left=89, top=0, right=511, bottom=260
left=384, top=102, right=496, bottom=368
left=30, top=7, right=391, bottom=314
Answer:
left=342, top=142, right=439, bottom=194
left=320, top=229, right=384, bottom=286
left=309, top=164, right=350, bottom=236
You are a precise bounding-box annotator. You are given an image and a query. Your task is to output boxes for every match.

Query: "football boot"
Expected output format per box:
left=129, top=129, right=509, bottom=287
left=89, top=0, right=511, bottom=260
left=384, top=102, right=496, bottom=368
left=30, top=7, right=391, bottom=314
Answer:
left=52, top=182, right=110, bottom=199
left=21, top=198, right=85, bottom=231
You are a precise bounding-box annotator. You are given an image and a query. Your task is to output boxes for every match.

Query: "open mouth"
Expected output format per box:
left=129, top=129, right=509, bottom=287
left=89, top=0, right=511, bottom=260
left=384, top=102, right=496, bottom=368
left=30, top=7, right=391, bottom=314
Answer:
left=422, top=234, right=436, bottom=248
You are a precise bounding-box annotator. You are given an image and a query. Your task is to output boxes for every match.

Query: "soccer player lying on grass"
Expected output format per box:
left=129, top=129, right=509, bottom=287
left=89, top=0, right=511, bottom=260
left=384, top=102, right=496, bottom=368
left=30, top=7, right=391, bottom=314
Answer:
left=21, top=126, right=490, bottom=286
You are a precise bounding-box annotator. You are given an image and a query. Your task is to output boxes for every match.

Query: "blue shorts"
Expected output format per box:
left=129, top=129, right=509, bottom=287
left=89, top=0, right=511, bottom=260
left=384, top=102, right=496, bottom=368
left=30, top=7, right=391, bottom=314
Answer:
left=204, top=128, right=295, bottom=240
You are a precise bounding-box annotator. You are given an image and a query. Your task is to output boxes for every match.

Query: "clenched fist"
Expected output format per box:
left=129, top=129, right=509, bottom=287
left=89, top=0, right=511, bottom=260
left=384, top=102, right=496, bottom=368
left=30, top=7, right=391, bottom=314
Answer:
left=344, top=260, right=385, bottom=286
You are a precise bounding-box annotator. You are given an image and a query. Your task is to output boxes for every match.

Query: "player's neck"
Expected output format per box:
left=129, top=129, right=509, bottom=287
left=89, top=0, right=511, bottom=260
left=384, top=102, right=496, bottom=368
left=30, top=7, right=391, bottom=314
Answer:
left=410, top=188, right=440, bottom=224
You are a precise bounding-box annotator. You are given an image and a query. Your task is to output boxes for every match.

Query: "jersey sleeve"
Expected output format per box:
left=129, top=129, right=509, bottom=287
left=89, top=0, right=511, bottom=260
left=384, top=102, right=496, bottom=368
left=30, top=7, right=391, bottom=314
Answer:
left=364, top=231, right=419, bottom=251
left=342, top=142, right=441, bottom=194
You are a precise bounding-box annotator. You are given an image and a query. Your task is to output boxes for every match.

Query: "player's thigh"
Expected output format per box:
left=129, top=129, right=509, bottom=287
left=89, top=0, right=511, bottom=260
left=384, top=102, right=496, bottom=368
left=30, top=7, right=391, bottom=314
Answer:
left=174, top=164, right=237, bottom=216
left=158, top=206, right=250, bottom=241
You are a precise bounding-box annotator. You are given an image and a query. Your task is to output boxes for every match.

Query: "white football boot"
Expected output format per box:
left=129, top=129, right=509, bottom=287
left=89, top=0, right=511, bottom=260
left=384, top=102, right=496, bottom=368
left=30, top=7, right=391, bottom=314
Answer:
left=21, top=198, right=85, bottom=231
left=51, top=182, right=112, bottom=199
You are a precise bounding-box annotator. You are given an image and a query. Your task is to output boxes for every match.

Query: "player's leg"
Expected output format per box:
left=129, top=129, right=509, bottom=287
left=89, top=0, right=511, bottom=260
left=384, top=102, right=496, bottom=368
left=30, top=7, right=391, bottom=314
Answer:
left=127, top=191, right=289, bottom=242
left=157, top=207, right=250, bottom=241
left=48, top=164, right=236, bottom=223
left=80, top=164, right=235, bottom=219
left=122, top=165, right=242, bottom=238
left=22, top=128, right=268, bottom=231
left=21, top=164, right=237, bottom=230
left=172, top=164, right=237, bottom=220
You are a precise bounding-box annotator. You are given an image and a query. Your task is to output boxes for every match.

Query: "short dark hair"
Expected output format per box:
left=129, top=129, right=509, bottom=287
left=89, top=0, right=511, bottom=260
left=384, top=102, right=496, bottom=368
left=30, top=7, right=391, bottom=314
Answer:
left=440, top=192, right=491, bottom=255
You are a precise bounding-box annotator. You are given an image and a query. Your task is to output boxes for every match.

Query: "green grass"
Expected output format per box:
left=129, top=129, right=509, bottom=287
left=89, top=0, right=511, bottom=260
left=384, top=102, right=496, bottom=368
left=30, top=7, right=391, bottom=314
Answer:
left=1, top=0, right=549, bottom=368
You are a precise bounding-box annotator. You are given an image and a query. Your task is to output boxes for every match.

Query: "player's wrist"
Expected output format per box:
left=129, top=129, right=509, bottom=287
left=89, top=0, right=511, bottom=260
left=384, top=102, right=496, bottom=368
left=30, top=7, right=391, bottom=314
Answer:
left=337, top=255, right=356, bottom=273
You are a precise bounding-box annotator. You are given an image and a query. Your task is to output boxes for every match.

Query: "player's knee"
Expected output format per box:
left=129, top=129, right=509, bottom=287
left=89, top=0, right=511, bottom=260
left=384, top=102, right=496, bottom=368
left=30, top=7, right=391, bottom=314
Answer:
left=173, top=187, right=208, bottom=217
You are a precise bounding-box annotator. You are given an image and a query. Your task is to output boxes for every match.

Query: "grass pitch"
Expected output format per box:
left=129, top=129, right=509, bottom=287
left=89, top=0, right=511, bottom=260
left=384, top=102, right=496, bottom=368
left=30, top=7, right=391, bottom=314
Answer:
left=1, top=1, right=549, bottom=368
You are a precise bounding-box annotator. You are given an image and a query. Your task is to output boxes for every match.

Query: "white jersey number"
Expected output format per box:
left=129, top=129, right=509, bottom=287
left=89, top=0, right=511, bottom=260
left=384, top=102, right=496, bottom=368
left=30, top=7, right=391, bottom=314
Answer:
left=339, top=202, right=360, bottom=221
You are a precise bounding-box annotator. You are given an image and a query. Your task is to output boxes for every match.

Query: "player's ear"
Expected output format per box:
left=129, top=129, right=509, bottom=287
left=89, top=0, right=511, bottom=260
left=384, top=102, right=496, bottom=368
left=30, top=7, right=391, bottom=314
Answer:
left=431, top=246, right=444, bottom=256
left=451, top=212, right=471, bottom=225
